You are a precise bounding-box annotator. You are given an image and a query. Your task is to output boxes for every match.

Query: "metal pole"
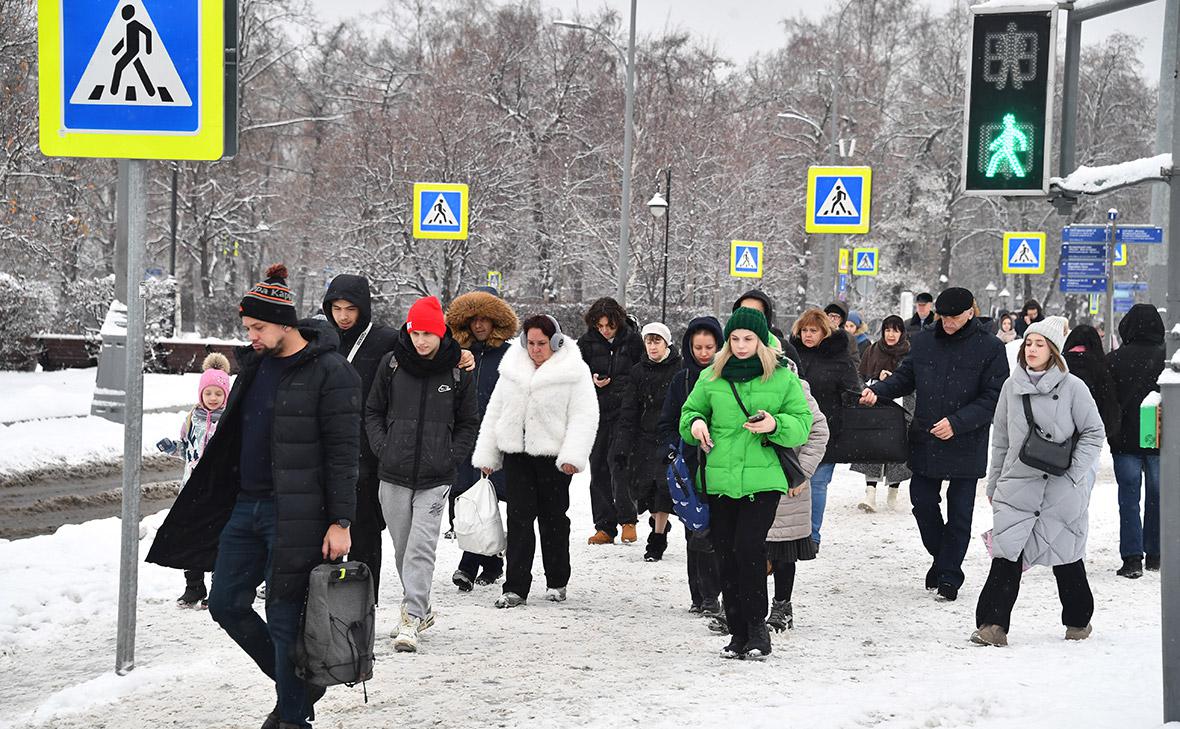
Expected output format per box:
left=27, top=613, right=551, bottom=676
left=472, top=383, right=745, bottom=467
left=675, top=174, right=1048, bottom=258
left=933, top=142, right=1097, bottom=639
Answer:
left=616, top=0, right=637, bottom=306
left=826, top=34, right=842, bottom=304
left=661, top=168, right=671, bottom=323
left=115, top=159, right=147, bottom=675
left=169, top=165, right=179, bottom=276
left=1059, top=14, right=1082, bottom=178
left=1151, top=0, right=1178, bottom=308
left=1107, top=216, right=1117, bottom=351
left=1163, top=2, right=1180, bottom=717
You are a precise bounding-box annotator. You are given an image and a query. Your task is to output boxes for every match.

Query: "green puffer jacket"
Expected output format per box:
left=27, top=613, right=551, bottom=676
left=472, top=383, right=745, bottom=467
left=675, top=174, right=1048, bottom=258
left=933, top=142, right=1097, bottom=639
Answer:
left=678, top=362, right=813, bottom=498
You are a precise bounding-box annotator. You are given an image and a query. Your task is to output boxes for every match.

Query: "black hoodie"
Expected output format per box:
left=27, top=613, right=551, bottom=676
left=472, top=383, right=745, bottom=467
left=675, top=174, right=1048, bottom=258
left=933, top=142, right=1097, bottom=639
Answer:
left=658, top=316, right=725, bottom=474
left=732, top=289, right=786, bottom=341
left=1106, top=303, right=1165, bottom=454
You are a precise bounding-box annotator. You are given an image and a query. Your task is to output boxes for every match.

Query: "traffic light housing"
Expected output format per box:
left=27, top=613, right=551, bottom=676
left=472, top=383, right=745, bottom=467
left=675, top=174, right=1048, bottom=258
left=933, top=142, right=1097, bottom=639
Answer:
left=961, top=5, right=1057, bottom=196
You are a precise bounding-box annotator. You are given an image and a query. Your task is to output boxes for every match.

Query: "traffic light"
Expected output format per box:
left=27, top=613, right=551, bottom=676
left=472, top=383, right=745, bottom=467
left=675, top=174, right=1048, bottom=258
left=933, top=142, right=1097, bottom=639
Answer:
left=961, top=6, right=1057, bottom=196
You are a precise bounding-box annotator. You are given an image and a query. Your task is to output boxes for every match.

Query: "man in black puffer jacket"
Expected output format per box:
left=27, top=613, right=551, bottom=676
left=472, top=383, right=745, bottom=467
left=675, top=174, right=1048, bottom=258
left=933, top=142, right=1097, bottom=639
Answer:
left=147, top=265, right=360, bottom=729
left=365, top=296, right=479, bottom=653
left=323, top=273, right=399, bottom=600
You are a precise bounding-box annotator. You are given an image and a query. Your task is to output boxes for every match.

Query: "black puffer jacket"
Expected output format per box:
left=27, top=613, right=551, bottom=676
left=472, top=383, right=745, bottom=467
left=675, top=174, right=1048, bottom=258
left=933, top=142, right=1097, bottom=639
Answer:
left=790, top=329, right=862, bottom=461
left=579, top=323, right=645, bottom=422
left=147, top=322, right=361, bottom=601
left=613, top=347, right=684, bottom=483
left=1063, top=325, right=1121, bottom=442
left=364, top=327, right=480, bottom=489
left=322, top=274, right=399, bottom=465
left=1106, top=304, right=1165, bottom=454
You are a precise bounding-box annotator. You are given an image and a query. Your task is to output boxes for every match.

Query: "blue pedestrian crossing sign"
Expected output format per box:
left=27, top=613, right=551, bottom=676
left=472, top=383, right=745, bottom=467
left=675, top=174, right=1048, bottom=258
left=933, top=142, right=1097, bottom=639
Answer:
left=730, top=240, right=763, bottom=279
left=39, top=0, right=225, bottom=160
left=852, top=247, right=878, bottom=276
left=806, top=166, right=872, bottom=234
left=413, top=183, right=469, bottom=240
left=1002, top=232, right=1045, bottom=274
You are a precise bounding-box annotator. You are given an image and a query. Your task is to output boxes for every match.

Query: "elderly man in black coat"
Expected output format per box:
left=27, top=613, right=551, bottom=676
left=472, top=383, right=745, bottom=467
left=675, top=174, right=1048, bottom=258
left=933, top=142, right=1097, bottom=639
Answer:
left=148, top=265, right=361, bottom=729
left=861, top=287, right=1009, bottom=602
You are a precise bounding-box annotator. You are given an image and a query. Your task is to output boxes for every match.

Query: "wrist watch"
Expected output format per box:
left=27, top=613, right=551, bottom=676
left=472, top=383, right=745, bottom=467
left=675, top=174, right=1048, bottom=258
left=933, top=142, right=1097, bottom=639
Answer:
left=334, top=518, right=351, bottom=529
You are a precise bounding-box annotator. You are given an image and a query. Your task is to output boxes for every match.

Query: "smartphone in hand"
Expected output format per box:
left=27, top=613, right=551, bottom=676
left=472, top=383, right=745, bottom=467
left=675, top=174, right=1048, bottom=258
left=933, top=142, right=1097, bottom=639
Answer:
left=746, top=412, right=767, bottom=423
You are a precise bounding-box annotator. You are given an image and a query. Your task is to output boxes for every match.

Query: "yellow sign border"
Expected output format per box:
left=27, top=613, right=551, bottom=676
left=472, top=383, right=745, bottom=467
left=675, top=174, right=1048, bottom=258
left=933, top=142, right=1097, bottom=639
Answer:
left=852, top=246, right=879, bottom=276
left=38, top=0, right=225, bottom=160
left=838, top=248, right=851, bottom=274
left=1114, top=243, right=1128, bottom=267
left=1002, top=232, right=1046, bottom=274
left=413, top=182, right=470, bottom=240
left=805, top=166, right=872, bottom=235
left=730, top=240, right=763, bottom=279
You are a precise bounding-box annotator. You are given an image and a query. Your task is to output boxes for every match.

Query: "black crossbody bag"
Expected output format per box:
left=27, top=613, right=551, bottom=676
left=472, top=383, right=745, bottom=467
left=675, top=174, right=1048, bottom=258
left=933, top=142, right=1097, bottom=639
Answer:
left=728, top=381, right=807, bottom=487
left=1018, top=393, right=1077, bottom=477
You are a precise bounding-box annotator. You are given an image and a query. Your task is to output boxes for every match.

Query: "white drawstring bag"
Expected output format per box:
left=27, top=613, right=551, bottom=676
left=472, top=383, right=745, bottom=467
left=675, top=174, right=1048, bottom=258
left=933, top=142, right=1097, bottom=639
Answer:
left=454, top=477, right=507, bottom=556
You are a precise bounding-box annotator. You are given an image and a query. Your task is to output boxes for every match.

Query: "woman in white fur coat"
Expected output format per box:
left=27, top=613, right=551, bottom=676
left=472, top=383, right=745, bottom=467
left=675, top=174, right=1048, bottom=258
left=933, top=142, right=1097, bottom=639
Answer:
left=473, top=314, right=600, bottom=609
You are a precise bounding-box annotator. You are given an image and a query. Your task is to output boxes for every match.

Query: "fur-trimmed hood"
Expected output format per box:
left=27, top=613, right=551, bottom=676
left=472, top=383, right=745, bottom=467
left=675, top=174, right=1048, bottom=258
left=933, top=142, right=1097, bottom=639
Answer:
left=446, top=291, right=519, bottom=349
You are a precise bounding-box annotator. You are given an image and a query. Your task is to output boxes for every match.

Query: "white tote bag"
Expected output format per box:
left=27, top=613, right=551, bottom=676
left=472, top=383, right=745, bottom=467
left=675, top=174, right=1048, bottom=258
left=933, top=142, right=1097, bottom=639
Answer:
left=454, top=477, right=507, bottom=556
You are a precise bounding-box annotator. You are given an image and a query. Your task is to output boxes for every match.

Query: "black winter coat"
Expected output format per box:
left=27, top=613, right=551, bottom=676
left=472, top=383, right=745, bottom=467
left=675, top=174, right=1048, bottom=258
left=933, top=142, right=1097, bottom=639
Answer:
left=1065, top=351, right=1121, bottom=441
left=791, top=329, right=862, bottom=461
left=364, top=329, right=480, bottom=490
left=614, top=348, right=683, bottom=483
left=1106, top=303, right=1165, bottom=454
left=146, top=322, right=361, bottom=601
left=870, top=317, right=1009, bottom=479
left=454, top=338, right=511, bottom=497
left=658, top=317, right=725, bottom=480
left=579, top=324, right=645, bottom=423
left=322, top=274, right=399, bottom=467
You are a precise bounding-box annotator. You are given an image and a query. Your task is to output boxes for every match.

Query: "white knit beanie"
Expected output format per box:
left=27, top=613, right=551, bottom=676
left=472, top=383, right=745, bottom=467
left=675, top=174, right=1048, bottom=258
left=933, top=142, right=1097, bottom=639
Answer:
left=1023, top=315, right=1069, bottom=354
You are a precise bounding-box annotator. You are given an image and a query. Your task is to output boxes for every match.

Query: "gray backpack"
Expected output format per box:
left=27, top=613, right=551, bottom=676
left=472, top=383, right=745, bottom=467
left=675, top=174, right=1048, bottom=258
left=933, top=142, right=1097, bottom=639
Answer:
left=295, top=560, right=375, bottom=691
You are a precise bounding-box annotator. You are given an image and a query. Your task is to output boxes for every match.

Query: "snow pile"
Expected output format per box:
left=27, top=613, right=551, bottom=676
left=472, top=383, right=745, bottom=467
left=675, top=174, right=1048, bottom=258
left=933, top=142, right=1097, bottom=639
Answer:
left=0, top=412, right=190, bottom=479
left=0, top=369, right=206, bottom=423
left=1052, top=154, right=1173, bottom=196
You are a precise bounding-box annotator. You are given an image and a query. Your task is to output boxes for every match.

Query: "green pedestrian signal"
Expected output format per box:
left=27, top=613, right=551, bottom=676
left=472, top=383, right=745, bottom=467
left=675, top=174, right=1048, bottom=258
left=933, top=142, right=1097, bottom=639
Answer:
left=961, top=7, right=1057, bottom=196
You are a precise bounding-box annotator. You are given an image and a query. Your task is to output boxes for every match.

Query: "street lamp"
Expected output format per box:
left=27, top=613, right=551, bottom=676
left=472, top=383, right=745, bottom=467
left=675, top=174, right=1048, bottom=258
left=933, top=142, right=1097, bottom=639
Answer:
left=985, top=281, right=997, bottom=316
left=555, top=3, right=638, bottom=306
left=999, top=287, right=1011, bottom=314
left=647, top=168, right=671, bottom=322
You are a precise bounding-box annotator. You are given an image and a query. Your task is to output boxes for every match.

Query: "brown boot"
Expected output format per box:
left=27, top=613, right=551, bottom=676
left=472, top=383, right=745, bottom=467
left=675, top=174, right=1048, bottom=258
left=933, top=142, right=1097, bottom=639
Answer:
left=588, top=530, right=614, bottom=545
left=620, top=524, right=638, bottom=543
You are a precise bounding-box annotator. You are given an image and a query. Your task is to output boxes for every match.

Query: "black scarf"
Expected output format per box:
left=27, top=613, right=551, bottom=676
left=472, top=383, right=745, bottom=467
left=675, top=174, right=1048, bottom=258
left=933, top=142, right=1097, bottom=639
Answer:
left=392, top=327, right=462, bottom=378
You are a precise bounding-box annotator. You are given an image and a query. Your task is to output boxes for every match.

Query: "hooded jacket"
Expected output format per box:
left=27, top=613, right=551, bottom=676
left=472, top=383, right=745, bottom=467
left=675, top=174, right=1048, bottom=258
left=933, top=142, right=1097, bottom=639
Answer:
left=658, top=316, right=725, bottom=478
left=614, top=345, right=684, bottom=483
left=322, top=274, right=399, bottom=464
left=1105, top=303, right=1165, bottom=454
left=179, top=405, right=224, bottom=484
left=364, top=327, right=479, bottom=490
left=579, top=322, right=645, bottom=422
left=790, top=328, right=862, bottom=457
left=147, top=321, right=361, bottom=601
left=1063, top=325, right=1121, bottom=442
left=732, top=289, right=786, bottom=343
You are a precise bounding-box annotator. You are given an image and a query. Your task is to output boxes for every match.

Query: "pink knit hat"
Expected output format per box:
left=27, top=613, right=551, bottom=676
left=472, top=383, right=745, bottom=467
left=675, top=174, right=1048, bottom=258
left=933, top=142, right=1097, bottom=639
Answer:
left=198, top=352, right=232, bottom=406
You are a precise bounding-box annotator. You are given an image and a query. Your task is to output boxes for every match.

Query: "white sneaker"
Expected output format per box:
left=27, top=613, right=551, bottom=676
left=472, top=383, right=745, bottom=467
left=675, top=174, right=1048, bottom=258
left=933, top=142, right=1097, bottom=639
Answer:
left=394, top=619, right=420, bottom=653
left=400, top=604, right=436, bottom=631
left=494, top=592, right=527, bottom=609
left=544, top=587, right=567, bottom=603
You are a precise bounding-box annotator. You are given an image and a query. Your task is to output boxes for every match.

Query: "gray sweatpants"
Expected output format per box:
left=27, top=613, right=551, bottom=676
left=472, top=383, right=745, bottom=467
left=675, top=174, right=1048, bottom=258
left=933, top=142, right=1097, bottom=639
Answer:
left=379, top=481, right=450, bottom=621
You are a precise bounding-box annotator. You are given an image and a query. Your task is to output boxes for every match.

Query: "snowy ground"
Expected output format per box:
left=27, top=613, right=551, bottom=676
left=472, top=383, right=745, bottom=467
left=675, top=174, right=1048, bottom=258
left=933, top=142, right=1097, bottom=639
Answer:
left=0, top=456, right=1166, bottom=728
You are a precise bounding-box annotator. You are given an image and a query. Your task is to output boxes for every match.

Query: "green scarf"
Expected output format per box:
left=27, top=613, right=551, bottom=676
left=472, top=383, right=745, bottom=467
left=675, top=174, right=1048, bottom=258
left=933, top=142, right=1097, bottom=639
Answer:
left=721, top=353, right=765, bottom=382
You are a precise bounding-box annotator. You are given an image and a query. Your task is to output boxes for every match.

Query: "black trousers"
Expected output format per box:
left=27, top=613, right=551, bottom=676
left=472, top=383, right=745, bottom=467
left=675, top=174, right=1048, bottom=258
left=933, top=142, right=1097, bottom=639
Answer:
left=503, top=453, right=572, bottom=599
left=349, top=463, right=385, bottom=602
left=710, top=492, right=781, bottom=643
left=975, top=556, right=1094, bottom=633
left=686, top=531, right=721, bottom=608
left=588, top=424, right=637, bottom=535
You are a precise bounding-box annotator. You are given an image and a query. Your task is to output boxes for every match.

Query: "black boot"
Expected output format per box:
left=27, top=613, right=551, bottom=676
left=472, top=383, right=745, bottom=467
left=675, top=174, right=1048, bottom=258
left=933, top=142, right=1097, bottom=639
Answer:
left=925, top=563, right=938, bottom=591
left=1117, top=555, right=1144, bottom=579
left=644, top=530, right=669, bottom=562
left=177, top=571, right=207, bottom=608
left=743, top=621, right=772, bottom=659
left=1146, top=554, right=1161, bottom=572
left=260, top=703, right=279, bottom=729
left=718, top=601, right=745, bottom=657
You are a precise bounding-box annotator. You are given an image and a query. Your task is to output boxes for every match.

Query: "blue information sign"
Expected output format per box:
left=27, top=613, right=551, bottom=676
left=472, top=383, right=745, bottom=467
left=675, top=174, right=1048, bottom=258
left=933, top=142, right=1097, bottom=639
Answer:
left=1060, top=277, right=1106, bottom=294
left=1115, top=281, right=1149, bottom=292
left=1062, top=225, right=1164, bottom=244
left=1060, top=261, right=1107, bottom=276
left=1119, top=226, right=1164, bottom=244
left=1061, top=243, right=1106, bottom=259
left=1062, top=226, right=1108, bottom=243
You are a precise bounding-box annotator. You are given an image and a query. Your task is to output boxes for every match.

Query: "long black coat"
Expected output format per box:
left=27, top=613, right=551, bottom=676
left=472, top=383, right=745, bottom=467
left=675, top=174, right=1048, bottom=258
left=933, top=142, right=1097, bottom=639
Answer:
left=579, top=324, right=645, bottom=423
left=1065, top=351, right=1121, bottom=442
left=791, top=329, right=862, bottom=460
left=1106, top=303, right=1165, bottom=454
left=613, top=348, right=683, bottom=483
left=146, top=322, right=361, bottom=601
left=870, top=317, right=1009, bottom=479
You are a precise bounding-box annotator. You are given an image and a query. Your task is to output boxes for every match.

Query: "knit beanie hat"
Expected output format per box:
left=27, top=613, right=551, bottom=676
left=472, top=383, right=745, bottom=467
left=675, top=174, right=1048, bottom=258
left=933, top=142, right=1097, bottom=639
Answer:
left=935, top=287, right=975, bottom=316
left=239, top=264, right=298, bottom=326
left=724, top=307, right=770, bottom=345
left=1024, top=315, right=1069, bottom=354
left=197, top=352, right=231, bottom=404
left=640, top=322, right=672, bottom=345
left=406, top=296, right=447, bottom=338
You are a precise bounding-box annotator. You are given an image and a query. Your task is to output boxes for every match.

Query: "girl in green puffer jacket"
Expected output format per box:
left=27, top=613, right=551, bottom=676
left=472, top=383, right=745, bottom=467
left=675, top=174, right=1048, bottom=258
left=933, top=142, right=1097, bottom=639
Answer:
left=679, top=307, right=813, bottom=660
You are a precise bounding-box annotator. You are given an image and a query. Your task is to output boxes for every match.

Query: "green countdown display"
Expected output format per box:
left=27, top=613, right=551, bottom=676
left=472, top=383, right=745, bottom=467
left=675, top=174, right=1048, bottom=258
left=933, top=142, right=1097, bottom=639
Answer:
left=962, top=8, right=1056, bottom=196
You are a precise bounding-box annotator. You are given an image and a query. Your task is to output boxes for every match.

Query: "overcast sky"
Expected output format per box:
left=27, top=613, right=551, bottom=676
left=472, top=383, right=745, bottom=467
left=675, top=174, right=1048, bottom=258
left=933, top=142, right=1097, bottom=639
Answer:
left=317, top=0, right=1169, bottom=82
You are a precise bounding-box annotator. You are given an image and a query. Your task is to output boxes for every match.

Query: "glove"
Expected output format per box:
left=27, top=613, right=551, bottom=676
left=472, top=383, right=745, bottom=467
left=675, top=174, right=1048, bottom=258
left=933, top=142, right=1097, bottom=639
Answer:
left=156, top=438, right=178, bottom=454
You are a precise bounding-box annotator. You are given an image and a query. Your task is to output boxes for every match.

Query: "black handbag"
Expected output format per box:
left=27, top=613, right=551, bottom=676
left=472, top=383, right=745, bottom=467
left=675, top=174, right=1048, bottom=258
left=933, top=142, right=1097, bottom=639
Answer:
left=822, top=395, right=910, bottom=464
left=1018, top=393, right=1075, bottom=477
left=728, top=381, right=807, bottom=487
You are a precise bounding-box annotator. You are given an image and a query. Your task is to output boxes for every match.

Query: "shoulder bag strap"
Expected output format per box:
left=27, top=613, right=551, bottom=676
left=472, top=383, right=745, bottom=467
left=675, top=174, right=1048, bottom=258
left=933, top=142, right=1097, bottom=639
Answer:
left=345, top=322, right=374, bottom=363
left=727, top=380, right=751, bottom=418
left=1021, top=393, right=1042, bottom=434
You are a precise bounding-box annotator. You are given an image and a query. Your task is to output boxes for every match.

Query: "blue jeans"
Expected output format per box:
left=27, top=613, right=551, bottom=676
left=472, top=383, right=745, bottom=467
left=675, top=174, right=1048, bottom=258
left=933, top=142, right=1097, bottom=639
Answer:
left=207, top=498, right=311, bottom=728
left=1113, top=453, right=1161, bottom=558
left=909, top=474, right=977, bottom=589
left=810, top=462, right=836, bottom=544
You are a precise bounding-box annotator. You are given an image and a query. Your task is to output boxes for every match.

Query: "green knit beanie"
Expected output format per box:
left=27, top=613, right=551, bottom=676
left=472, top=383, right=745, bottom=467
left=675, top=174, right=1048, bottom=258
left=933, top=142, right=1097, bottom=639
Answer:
left=724, top=307, right=770, bottom=345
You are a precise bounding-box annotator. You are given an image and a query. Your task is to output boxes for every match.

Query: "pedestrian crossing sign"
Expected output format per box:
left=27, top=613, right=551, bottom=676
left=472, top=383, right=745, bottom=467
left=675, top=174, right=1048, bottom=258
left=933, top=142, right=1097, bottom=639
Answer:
left=39, top=0, right=225, bottom=160
left=1002, top=232, right=1045, bottom=274
left=413, top=183, right=469, bottom=240
left=852, top=247, right=878, bottom=276
left=806, top=166, right=872, bottom=234
left=730, top=240, right=763, bottom=279
left=838, top=248, right=851, bottom=274
left=1114, top=243, right=1128, bottom=267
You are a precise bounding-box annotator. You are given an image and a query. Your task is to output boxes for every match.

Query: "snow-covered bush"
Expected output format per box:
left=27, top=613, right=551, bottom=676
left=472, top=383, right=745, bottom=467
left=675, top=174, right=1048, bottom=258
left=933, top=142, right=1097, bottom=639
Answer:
left=0, top=273, right=58, bottom=370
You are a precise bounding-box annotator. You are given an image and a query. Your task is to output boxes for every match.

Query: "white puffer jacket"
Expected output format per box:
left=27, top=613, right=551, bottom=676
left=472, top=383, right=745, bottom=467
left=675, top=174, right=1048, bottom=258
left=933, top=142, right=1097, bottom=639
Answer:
left=472, top=339, right=600, bottom=473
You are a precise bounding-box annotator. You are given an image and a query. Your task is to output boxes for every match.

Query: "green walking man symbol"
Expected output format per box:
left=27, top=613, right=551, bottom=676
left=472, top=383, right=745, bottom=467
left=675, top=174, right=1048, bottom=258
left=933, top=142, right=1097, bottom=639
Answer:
left=985, top=114, right=1029, bottom=179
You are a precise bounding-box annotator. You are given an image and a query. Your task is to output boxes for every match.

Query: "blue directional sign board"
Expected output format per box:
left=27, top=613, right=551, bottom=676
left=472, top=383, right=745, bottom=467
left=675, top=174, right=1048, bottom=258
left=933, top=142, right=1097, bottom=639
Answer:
left=1115, top=281, right=1149, bottom=292
left=1060, top=235, right=1107, bottom=294
left=1061, top=278, right=1106, bottom=294
left=1062, top=226, right=1108, bottom=243
left=1063, top=225, right=1164, bottom=244
left=1119, top=226, right=1164, bottom=244
left=1061, top=260, right=1106, bottom=276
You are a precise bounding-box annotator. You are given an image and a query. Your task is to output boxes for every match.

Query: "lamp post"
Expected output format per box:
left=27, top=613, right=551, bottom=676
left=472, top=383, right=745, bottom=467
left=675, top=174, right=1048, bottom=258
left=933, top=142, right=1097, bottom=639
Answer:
left=985, top=281, right=997, bottom=316
left=999, top=287, right=1011, bottom=316
left=647, top=169, right=671, bottom=322
left=555, top=2, right=637, bottom=305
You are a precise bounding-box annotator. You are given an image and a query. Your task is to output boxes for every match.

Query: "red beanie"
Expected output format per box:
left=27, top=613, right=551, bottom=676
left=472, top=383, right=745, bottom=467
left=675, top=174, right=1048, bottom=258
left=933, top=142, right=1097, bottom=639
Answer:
left=406, top=296, right=447, bottom=338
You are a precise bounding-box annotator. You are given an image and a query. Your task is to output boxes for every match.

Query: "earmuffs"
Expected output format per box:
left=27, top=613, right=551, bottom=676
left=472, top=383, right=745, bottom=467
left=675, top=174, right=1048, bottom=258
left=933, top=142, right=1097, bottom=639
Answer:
left=519, top=315, right=566, bottom=351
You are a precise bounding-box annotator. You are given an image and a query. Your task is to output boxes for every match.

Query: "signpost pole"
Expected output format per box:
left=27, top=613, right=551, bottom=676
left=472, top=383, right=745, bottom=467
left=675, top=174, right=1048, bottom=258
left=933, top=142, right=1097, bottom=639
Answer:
left=1163, top=4, right=1180, bottom=717
left=1107, top=210, right=1118, bottom=350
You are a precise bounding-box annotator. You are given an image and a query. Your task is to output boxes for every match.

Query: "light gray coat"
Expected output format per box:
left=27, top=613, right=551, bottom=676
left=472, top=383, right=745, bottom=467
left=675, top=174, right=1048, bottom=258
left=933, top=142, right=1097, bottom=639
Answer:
left=767, top=372, right=829, bottom=543
left=986, top=365, right=1105, bottom=567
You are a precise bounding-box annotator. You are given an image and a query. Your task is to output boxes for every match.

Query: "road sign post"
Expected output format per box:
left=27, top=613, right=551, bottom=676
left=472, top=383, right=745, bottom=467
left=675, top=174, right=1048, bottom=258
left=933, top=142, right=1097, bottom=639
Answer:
left=1107, top=209, right=1118, bottom=350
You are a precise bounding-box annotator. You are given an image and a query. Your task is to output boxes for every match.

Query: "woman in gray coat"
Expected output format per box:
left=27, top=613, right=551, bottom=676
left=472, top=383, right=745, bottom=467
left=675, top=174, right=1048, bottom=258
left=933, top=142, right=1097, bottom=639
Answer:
left=972, top=317, right=1105, bottom=647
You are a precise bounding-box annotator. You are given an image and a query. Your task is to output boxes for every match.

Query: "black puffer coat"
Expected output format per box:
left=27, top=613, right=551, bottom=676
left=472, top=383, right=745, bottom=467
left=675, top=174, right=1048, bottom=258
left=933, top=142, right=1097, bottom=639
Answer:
left=579, top=323, right=645, bottom=422
left=870, top=316, right=1009, bottom=479
left=613, top=347, right=684, bottom=483
left=1063, top=325, right=1121, bottom=441
left=1106, top=303, right=1165, bottom=454
left=365, top=328, right=479, bottom=490
left=147, top=322, right=361, bottom=601
left=791, top=329, right=862, bottom=461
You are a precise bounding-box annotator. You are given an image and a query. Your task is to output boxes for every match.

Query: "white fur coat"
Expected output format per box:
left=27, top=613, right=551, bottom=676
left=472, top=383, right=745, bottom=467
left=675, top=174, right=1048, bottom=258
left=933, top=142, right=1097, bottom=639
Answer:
left=472, top=339, right=600, bottom=473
